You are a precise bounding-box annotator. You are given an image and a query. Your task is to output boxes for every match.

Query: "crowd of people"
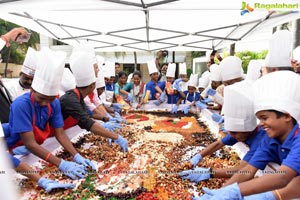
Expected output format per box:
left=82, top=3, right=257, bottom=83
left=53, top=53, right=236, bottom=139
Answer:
left=0, top=27, right=300, bottom=200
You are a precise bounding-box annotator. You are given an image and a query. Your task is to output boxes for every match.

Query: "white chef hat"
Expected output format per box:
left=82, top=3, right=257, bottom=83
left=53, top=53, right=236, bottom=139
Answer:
left=245, top=60, right=262, bottom=82
left=96, top=55, right=105, bottom=67
left=224, top=81, right=256, bottom=132
left=21, top=47, right=38, bottom=77
left=72, top=42, right=97, bottom=64
left=179, top=63, right=187, bottom=75
left=166, top=63, right=176, bottom=77
left=293, top=46, right=300, bottom=62
left=253, top=71, right=300, bottom=121
left=198, top=75, right=210, bottom=88
left=32, top=47, right=66, bottom=96
left=147, top=60, right=158, bottom=75
left=188, top=74, right=198, bottom=88
left=265, top=30, right=292, bottom=68
left=219, top=56, right=243, bottom=81
left=70, top=51, right=96, bottom=87
left=96, top=71, right=105, bottom=88
left=60, top=68, right=76, bottom=92
left=210, top=64, right=222, bottom=82
left=105, top=61, right=116, bottom=77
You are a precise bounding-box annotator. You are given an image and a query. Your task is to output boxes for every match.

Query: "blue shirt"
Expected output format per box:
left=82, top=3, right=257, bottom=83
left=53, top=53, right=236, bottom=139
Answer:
left=166, top=93, right=180, bottom=104
left=248, top=124, right=300, bottom=174
left=8, top=153, right=20, bottom=168
left=4, top=93, right=64, bottom=148
left=221, top=126, right=266, bottom=162
left=105, top=83, right=114, bottom=91
left=183, top=91, right=201, bottom=103
left=145, top=80, right=165, bottom=100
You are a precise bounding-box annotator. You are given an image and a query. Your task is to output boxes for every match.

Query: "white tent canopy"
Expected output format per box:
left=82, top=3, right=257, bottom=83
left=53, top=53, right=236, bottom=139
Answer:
left=0, top=0, right=299, bottom=52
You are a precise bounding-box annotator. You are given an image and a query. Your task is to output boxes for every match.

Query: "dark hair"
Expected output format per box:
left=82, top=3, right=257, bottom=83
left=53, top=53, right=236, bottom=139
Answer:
left=266, top=67, right=294, bottom=73
left=160, top=63, right=168, bottom=68
left=115, top=62, right=120, bottom=66
left=118, top=71, right=127, bottom=78
left=132, top=71, right=142, bottom=78
left=267, top=110, right=297, bottom=125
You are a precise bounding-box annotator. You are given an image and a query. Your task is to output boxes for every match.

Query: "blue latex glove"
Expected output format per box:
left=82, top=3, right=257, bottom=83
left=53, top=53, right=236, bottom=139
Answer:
left=180, top=167, right=211, bottom=183
left=212, top=113, right=224, bottom=124
left=73, top=153, right=96, bottom=170
left=12, top=145, right=30, bottom=155
left=102, top=122, right=122, bottom=131
left=195, top=101, right=208, bottom=109
left=58, top=159, right=86, bottom=180
left=173, top=79, right=182, bottom=91
left=171, top=105, right=178, bottom=114
left=192, top=197, right=201, bottom=200
left=190, top=153, right=203, bottom=168
left=37, top=177, right=75, bottom=192
left=201, top=98, right=213, bottom=103
left=126, top=93, right=133, bottom=102
left=108, top=138, right=112, bottom=146
left=106, top=113, right=118, bottom=122
left=182, top=105, right=190, bottom=114
left=114, top=112, right=127, bottom=123
left=159, top=91, right=166, bottom=102
left=244, top=191, right=276, bottom=200
left=207, top=89, right=217, bottom=96
left=153, top=100, right=161, bottom=106
left=220, top=123, right=227, bottom=132
left=202, top=183, right=243, bottom=200
left=114, top=135, right=128, bottom=152
left=197, top=187, right=216, bottom=200
left=112, top=103, right=122, bottom=113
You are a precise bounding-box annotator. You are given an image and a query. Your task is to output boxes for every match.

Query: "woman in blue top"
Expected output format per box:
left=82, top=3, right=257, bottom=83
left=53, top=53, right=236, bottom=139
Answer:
left=114, top=71, right=132, bottom=104
left=122, top=71, right=146, bottom=109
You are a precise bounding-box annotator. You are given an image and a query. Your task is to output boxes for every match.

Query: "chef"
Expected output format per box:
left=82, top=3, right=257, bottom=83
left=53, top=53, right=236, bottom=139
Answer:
left=5, top=47, right=37, bottom=100
left=145, top=60, right=165, bottom=100
left=265, top=30, right=293, bottom=73
left=59, top=50, right=128, bottom=152
left=3, top=47, right=92, bottom=180
left=173, top=63, right=189, bottom=101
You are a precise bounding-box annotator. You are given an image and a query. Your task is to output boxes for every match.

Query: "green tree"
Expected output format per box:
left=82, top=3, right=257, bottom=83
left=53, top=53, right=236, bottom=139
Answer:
left=0, top=19, right=39, bottom=77
left=235, top=50, right=268, bottom=72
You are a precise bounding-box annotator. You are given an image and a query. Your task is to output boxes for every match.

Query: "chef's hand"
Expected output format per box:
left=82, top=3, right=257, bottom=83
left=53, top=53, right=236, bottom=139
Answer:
left=114, top=112, right=127, bottom=123
left=201, top=98, right=213, bottom=103
left=195, top=101, right=208, bottom=109
left=180, top=167, right=211, bottom=183
left=101, top=122, right=122, bottom=131
left=189, top=153, right=203, bottom=168
left=182, top=105, right=190, bottom=114
left=112, top=103, right=122, bottom=113
left=171, top=105, right=178, bottom=114
left=211, top=113, right=224, bottom=124
left=12, top=145, right=30, bottom=155
left=200, top=183, right=243, bottom=200
left=114, top=135, right=128, bottom=152
left=58, top=159, right=86, bottom=180
left=73, top=153, right=96, bottom=170
left=38, top=177, right=75, bottom=192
